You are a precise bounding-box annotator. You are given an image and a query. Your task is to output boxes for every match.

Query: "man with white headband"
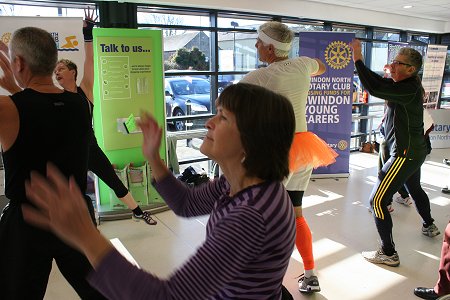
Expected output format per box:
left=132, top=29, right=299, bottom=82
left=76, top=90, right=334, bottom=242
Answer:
left=241, top=21, right=336, bottom=294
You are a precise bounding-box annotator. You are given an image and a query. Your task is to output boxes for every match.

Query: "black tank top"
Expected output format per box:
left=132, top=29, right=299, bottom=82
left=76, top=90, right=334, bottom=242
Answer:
left=2, top=89, right=91, bottom=203
left=77, top=86, right=93, bottom=120
left=77, top=86, right=97, bottom=146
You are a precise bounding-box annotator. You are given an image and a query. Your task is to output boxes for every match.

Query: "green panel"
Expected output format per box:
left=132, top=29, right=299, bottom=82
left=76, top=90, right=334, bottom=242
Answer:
left=92, top=28, right=166, bottom=210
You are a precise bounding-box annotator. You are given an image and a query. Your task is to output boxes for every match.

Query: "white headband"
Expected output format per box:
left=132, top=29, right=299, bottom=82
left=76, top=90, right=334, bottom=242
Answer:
left=257, top=28, right=292, bottom=51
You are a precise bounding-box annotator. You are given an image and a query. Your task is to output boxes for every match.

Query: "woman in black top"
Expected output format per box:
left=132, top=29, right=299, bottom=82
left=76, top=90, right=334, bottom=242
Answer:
left=350, top=39, right=440, bottom=267
left=54, top=8, right=157, bottom=225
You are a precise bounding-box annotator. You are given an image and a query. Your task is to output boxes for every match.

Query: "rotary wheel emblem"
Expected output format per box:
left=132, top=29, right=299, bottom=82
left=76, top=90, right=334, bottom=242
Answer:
left=337, top=139, right=348, bottom=151
left=324, top=41, right=351, bottom=70
left=1, top=32, right=11, bottom=45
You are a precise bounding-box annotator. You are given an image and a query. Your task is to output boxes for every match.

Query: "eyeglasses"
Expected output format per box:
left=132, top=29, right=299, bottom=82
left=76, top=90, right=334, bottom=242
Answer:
left=391, top=60, right=412, bottom=67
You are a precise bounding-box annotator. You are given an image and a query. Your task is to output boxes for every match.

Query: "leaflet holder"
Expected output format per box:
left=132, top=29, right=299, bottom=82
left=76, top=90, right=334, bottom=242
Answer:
left=127, top=162, right=148, bottom=206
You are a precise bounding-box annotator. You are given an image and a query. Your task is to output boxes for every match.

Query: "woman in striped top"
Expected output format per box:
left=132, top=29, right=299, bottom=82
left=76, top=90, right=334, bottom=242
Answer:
left=23, top=83, right=297, bottom=299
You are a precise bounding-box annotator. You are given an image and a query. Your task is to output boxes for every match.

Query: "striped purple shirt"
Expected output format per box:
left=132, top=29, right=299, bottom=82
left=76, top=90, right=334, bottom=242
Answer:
left=88, top=174, right=295, bottom=299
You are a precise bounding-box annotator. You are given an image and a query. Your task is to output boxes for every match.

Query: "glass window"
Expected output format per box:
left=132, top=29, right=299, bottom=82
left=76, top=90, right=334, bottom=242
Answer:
left=441, top=75, right=450, bottom=99
left=443, top=50, right=450, bottom=73
left=218, top=31, right=258, bottom=71
left=165, top=75, right=212, bottom=131
left=137, top=8, right=210, bottom=27
left=215, top=74, right=235, bottom=93
left=441, top=50, right=450, bottom=108
left=289, top=36, right=300, bottom=58
left=285, top=22, right=324, bottom=33
left=217, top=16, right=266, bottom=30
left=371, top=42, right=389, bottom=72
left=333, top=25, right=366, bottom=38
left=374, top=30, right=400, bottom=41
left=0, top=3, right=92, bottom=17
left=155, top=30, right=211, bottom=71
left=217, top=74, right=245, bottom=92
left=408, top=34, right=429, bottom=44
left=0, top=4, right=58, bottom=16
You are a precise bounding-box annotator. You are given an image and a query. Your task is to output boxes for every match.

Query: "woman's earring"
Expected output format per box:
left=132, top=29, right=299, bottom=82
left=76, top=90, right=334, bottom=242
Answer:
left=240, top=154, right=246, bottom=164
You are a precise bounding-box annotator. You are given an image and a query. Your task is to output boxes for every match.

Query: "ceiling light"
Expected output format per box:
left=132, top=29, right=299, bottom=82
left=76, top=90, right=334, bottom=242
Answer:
left=403, top=5, right=413, bottom=8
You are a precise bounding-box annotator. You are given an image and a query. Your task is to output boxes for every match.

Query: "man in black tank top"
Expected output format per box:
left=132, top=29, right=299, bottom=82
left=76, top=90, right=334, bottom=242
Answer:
left=0, top=27, right=105, bottom=299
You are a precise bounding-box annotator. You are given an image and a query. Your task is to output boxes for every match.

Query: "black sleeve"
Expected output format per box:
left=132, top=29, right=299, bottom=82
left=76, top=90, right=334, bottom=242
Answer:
left=355, top=60, right=420, bottom=105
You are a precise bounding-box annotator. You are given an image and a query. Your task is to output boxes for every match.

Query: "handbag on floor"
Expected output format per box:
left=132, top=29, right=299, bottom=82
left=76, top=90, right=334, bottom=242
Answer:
left=360, top=131, right=379, bottom=153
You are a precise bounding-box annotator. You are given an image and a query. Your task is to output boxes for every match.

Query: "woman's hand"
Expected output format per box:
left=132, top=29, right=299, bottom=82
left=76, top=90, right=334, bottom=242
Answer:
left=0, top=49, right=22, bottom=94
left=138, top=111, right=163, bottom=164
left=82, top=7, right=97, bottom=42
left=138, top=111, right=170, bottom=181
left=84, top=7, right=98, bottom=26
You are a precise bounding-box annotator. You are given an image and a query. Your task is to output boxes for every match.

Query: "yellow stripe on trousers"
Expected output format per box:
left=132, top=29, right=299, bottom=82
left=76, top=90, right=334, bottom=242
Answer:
left=373, top=157, right=406, bottom=219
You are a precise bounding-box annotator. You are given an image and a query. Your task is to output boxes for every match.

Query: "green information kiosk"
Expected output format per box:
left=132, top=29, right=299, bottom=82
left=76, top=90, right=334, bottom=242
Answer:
left=92, top=28, right=166, bottom=219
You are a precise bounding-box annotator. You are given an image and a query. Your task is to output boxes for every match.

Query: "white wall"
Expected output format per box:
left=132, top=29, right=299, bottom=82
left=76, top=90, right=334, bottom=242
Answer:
left=114, top=0, right=449, bottom=33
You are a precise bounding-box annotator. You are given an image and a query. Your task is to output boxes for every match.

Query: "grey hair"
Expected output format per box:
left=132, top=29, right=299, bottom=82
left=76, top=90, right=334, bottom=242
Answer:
left=398, top=47, right=422, bottom=76
left=259, top=21, right=294, bottom=58
left=10, top=27, right=57, bottom=76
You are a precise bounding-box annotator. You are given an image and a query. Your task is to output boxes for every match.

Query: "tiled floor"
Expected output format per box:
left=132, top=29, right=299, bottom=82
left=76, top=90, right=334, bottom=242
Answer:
left=44, top=148, right=450, bottom=300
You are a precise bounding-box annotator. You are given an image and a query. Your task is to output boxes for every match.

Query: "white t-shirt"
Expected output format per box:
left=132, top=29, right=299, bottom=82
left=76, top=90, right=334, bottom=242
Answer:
left=241, top=56, right=319, bottom=133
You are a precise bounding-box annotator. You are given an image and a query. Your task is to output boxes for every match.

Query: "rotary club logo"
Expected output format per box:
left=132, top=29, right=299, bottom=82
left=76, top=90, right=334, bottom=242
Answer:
left=324, top=41, right=351, bottom=70
left=337, top=139, right=348, bottom=151
left=1, top=32, right=11, bottom=45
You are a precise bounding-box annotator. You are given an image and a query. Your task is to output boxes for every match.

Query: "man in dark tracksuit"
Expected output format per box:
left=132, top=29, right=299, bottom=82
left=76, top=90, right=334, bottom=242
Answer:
left=350, top=40, right=440, bottom=267
left=0, top=27, right=105, bottom=299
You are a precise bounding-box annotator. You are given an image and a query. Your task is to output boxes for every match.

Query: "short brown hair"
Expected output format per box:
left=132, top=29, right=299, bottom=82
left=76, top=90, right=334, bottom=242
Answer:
left=399, top=47, right=422, bottom=76
left=217, top=83, right=295, bottom=181
left=57, top=58, right=78, bottom=81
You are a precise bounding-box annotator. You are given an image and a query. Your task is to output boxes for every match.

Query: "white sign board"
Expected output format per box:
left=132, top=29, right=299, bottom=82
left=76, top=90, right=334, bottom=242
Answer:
left=428, top=108, right=450, bottom=149
left=422, top=45, right=448, bottom=108
left=0, top=16, right=85, bottom=94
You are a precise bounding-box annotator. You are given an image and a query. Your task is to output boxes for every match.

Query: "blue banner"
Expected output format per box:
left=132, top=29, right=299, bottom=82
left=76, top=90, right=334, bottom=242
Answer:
left=299, top=32, right=354, bottom=176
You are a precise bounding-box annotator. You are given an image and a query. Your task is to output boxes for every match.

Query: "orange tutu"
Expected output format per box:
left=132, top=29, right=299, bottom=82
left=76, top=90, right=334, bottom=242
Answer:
left=289, top=131, right=338, bottom=172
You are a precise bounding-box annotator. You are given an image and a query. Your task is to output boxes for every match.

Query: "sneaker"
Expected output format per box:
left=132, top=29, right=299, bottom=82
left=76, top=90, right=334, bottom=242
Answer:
left=395, top=195, right=413, bottom=206
left=387, top=204, right=394, bottom=213
left=298, top=274, right=321, bottom=293
left=443, top=158, right=450, bottom=166
left=361, top=248, right=400, bottom=267
left=422, top=224, right=440, bottom=237
left=414, top=287, right=439, bottom=299
left=133, top=211, right=157, bottom=225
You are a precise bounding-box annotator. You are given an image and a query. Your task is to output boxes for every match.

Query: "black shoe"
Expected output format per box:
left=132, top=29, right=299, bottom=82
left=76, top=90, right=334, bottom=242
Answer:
left=442, top=187, right=450, bottom=194
left=133, top=211, right=157, bottom=225
left=444, top=158, right=450, bottom=166
left=414, top=287, right=439, bottom=299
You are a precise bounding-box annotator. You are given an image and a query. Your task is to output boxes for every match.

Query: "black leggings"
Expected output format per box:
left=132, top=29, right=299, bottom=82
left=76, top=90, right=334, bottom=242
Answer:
left=370, top=155, right=434, bottom=255
left=0, top=202, right=106, bottom=299
left=88, top=139, right=128, bottom=198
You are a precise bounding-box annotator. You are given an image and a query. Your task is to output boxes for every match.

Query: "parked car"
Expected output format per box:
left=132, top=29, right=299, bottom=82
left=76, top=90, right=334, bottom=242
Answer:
left=218, top=74, right=235, bottom=93
left=165, top=77, right=211, bottom=131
